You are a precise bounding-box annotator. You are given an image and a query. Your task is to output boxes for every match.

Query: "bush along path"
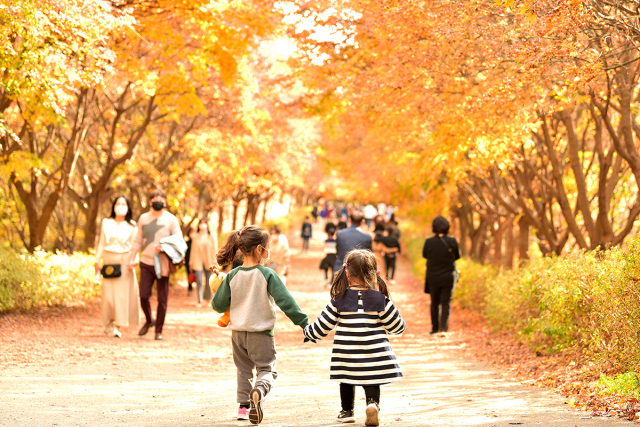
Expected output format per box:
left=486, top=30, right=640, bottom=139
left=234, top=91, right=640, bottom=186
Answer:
left=0, top=221, right=632, bottom=426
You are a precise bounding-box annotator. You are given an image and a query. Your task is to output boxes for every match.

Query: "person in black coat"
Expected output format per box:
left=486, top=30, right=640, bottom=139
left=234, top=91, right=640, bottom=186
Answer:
left=333, top=211, right=373, bottom=273
left=422, top=216, right=460, bottom=333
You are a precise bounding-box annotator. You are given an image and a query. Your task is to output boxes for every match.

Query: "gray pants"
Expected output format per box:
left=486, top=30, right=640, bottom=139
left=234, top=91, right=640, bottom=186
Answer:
left=193, top=269, right=212, bottom=303
left=232, top=330, right=278, bottom=404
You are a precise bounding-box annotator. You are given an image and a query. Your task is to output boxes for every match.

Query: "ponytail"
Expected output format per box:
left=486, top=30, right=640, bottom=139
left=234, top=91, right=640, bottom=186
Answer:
left=216, top=225, right=270, bottom=267
left=330, top=264, right=350, bottom=301
left=217, top=230, right=241, bottom=266
left=375, top=271, right=390, bottom=298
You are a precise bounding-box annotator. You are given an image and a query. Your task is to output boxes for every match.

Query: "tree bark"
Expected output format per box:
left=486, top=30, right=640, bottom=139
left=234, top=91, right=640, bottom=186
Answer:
left=504, top=216, right=515, bottom=269
left=518, top=215, right=530, bottom=264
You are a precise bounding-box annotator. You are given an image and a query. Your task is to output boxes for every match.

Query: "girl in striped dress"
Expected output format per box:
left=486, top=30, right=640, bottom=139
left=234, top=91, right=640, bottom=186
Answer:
left=304, top=249, right=406, bottom=426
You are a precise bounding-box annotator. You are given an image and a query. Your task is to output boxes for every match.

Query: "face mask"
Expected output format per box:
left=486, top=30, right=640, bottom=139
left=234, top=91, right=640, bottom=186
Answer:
left=259, top=246, right=269, bottom=266
left=115, top=205, right=128, bottom=217
left=151, top=201, right=164, bottom=211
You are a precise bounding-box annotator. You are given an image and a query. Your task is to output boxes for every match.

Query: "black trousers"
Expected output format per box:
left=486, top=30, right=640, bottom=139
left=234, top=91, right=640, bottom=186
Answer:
left=384, top=255, right=396, bottom=280
left=340, top=383, right=380, bottom=410
left=139, top=262, right=169, bottom=333
left=428, top=284, right=453, bottom=333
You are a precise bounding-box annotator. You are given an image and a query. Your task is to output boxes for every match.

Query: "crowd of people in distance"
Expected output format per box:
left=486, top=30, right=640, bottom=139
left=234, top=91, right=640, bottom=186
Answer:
left=313, top=201, right=401, bottom=286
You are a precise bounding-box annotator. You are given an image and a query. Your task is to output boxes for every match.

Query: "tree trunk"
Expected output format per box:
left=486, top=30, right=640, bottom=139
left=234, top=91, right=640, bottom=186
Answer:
left=82, top=188, right=114, bottom=251
left=457, top=209, right=469, bottom=258
left=244, top=194, right=255, bottom=226
left=469, top=217, right=487, bottom=261
left=504, top=217, right=515, bottom=269
left=217, top=204, right=224, bottom=235
left=492, top=220, right=504, bottom=268
left=518, top=215, right=530, bottom=264
left=232, top=202, right=239, bottom=231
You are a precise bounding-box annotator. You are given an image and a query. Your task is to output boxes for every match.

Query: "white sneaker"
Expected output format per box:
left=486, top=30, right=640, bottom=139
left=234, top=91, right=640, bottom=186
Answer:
left=365, top=403, right=379, bottom=426
left=113, top=326, right=122, bottom=338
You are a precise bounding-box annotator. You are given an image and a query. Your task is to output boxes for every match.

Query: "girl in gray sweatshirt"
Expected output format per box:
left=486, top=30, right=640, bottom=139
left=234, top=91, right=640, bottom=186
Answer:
left=212, top=225, right=309, bottom=425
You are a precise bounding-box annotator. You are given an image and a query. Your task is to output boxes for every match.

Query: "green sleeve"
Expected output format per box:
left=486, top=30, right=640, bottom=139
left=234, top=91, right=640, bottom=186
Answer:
left=265, top=269, right=309, bottom=328
left=211, top=274, right=231, bottom=313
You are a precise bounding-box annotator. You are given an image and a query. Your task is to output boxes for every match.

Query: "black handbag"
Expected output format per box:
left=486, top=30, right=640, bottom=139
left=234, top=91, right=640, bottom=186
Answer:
left=101, top=264, right=122, bottom=278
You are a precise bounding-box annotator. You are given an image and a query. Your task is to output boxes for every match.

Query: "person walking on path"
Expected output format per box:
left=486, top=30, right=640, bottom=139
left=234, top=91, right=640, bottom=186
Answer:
left=184, top=227, right=196, bottom=296
left=375, top=227, right=401, bottom=284
left=95, top=195, right=141, bottom=338
left=266, top=225, right=291, bottom=285
left=212, top=225, right=309, bottom=425
left=363, top=203, right=377, bottom=229
left=304, top=249, right=406, bottom=426
left=301, top=216, right=313, bottom=253
left=319, top=228, right=337, bottom=286
left=333, top=211, right=372, bottom=273
left=189, top=221, right=218, bottom=306
left=128, top=189, right=182, bottom=341
left=422, top=216, right=460, bottom=334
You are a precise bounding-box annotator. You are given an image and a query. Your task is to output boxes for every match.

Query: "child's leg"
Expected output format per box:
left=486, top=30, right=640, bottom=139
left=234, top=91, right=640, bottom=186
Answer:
left=340, top=383, right=356, bottom=411
left=324, top=267, right=329, bottom=280
left=363, top=385, right=380, bottom=426
left=363, top=385, right=380, bottom=405
left=247, top=332, right=278, bottom=396
left=231, top=331, right=254, bottom=406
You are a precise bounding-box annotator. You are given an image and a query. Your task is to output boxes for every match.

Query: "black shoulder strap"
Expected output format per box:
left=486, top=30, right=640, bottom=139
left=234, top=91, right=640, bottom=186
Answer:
left=439, top=236, right=456, bottom=261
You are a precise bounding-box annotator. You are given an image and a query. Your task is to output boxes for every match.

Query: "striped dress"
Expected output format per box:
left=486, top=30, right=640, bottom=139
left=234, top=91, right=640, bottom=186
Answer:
left=304, top=289, right=406, bottom=385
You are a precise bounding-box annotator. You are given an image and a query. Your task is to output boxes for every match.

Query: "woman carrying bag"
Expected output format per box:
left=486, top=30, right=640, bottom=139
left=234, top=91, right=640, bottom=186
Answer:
left=189, top=221, right=218, bottom=305
left=422, top=216, right=460, bottom=334
left=95, top=196, right=141, bottom=337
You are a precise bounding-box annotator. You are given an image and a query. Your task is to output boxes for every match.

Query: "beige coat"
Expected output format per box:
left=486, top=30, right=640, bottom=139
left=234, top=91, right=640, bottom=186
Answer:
left=96, top=218, right=140, bottom=328
left=268, top=235, right=290, bottom=276
left=190, top=232, right=218, bottom=271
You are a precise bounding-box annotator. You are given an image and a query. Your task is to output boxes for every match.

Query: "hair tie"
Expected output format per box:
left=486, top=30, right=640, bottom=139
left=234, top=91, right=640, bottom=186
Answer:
left=238, top=230, right=242, bottom=236
left=343, top=263, right=348, bottom=268
left=376, top=270, right=381, bottom=274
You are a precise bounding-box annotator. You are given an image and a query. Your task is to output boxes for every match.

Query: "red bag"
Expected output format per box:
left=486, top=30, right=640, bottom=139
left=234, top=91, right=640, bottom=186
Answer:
left=188, top=273, right=196, bottom=284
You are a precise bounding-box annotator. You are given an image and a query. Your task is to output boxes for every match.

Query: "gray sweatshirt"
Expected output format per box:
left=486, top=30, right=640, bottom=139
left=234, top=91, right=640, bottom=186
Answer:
left=211, top=265, right=309, bottom=336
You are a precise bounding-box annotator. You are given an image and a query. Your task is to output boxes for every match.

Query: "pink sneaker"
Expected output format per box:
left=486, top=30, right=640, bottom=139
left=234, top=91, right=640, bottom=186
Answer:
left=238, top=407, right=249, bottom=420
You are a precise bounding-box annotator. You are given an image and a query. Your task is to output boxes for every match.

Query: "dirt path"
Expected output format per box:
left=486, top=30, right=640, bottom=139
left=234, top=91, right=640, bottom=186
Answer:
left=0, top=222, right=629, bottom=426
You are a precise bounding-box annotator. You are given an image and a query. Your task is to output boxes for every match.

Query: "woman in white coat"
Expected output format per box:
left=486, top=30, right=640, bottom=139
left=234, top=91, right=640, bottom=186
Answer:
left=95, top=196, right=141, bottom=337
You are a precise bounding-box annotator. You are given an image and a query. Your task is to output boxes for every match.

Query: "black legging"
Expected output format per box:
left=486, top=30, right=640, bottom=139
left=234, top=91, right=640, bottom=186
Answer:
left=384, top=255, right=396, bottom=280
left=340, top=383, right=380, bottom=410
left=428, top=284, right=453, bottom=333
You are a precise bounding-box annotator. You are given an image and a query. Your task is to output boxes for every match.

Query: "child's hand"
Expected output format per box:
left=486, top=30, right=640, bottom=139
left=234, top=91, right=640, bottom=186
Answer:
left=209, top=264, right=220, bottom=276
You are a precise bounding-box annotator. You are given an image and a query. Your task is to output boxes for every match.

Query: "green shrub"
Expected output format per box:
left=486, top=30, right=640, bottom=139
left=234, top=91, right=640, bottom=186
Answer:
left=451, top=243, right=640, bottom=369
left=402, top=216, right=640, bottom=373
left=598, top=372, right=640, bottom=398
left=0, top=247, right=97, bottom=313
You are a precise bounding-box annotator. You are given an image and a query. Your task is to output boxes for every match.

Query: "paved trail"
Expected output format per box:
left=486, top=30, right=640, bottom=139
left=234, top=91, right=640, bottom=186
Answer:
left=0, top=222, right=628, bottom=427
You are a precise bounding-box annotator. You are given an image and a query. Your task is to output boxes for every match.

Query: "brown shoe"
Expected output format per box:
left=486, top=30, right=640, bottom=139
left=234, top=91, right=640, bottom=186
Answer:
left=138, top=321, right=155, bottom=336
left=154, top=333, right=162, bottom=340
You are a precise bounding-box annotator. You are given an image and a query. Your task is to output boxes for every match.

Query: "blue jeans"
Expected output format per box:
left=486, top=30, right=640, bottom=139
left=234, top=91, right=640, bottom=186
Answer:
left=193, top=269, right=212, bottom=303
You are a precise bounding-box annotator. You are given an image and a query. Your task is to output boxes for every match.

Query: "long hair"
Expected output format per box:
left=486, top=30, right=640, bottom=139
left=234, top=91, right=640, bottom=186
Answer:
left=216, top=225, right=270, bottom=267
left=109, top=195, right=134, bottom=225
left=330, top=249, right=390, bottom=301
